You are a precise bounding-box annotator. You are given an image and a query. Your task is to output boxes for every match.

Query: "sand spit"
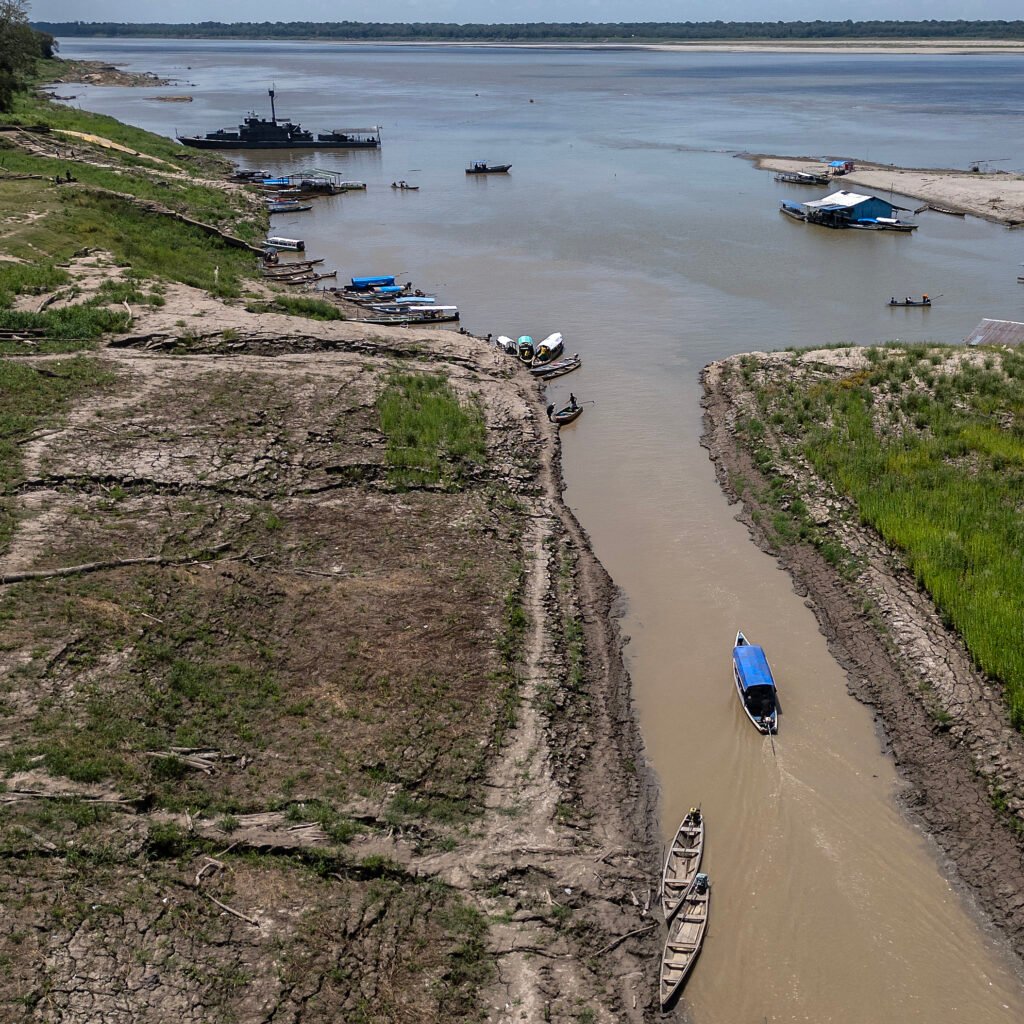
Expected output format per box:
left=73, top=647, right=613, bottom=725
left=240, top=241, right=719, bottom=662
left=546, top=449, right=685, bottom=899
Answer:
left=750, top=153, right=1024, bottom=226
left=702, top=348, right=1024, bottom=962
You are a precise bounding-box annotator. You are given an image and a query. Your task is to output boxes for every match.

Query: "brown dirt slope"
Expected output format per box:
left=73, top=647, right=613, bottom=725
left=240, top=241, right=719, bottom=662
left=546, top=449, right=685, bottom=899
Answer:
left=0, top=297, right=660, bottom=1022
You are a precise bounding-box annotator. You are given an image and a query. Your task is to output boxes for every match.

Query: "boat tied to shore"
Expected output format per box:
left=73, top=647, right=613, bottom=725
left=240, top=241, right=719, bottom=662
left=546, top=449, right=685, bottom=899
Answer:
left=733, top=631, right=778, bottom=734
left=532, top=332, right=564, bottom=365
left=661, top=808, right=705, bottom=923
left=529, top=353, right=581, bottom=379
left=178, top=88, right=381, bottom=150
left=774, top=170, right=830, bottom=186
left=264, top=236, right=305, bottom=251
left=660, top=872, right=710, bottom=1010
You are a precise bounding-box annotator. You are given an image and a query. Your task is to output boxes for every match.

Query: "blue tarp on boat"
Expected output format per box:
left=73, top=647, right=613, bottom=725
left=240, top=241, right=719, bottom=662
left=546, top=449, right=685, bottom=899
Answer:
left=351, top=275, right=396, bottom=288
left=373, top=285, right=404, bottom=294
left=262, top=178, right=291, bottom=185
left=733, top=644, right=776, bottom=692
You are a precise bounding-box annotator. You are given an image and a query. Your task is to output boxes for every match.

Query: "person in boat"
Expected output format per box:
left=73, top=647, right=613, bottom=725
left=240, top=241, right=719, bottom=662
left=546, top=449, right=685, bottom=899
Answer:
left=569, top=393, right=578, bottom=410
left=922, top=294, right=929, bottom=303
left=687, top=806, right=701, bottom=826
left=890, top=296, right=896, bottom=304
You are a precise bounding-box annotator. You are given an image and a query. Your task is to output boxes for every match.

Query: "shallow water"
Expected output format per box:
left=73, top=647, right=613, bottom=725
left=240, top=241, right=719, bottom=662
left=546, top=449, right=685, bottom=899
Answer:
left=58, top=39, right=1024, bottom=1021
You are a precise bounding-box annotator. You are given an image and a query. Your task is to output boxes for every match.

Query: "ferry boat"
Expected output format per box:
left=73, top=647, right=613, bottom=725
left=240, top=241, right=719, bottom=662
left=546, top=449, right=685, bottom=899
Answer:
left=178, top=89, right=380, bottom=150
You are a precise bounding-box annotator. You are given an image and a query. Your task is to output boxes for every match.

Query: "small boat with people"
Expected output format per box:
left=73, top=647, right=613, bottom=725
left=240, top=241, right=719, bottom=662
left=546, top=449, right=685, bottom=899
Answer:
left=466, top=161, right=511, bottom=174
left=660, top=873, right=710, bottom=1010
left=532, top=332, right=564, bottom=365
left=888, top=295, right=931, bottom=307
left=661, top=807, right=704, bottom=922
left=529, top=352, right=580, bottom=378
left=390, top=180, right=420, bottom=190
left=733, top=631, right=778, bottom=734
left=547, top=395, right=582, bottom=425
left=517, top=336, right=535, bottom=362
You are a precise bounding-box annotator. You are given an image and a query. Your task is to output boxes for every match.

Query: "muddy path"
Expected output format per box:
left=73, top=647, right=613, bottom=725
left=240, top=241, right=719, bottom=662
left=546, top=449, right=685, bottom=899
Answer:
left=701, top=351, right=1024, bottom=961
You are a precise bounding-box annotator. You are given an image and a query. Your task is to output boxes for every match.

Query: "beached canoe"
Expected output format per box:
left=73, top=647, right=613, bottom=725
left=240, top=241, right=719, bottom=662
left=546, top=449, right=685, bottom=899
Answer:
left=733, top=631, right=778, bottom=734
left=661, top=808, right=704, bottom=922
left=529, top=353, right=580, bottom=378
left=660, top=873, right=710, bottom=1010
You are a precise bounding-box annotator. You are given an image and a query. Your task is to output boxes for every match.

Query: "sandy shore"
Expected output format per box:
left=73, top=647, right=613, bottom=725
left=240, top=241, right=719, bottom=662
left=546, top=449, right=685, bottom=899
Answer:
left=750, top=153, right=1024, bottom=225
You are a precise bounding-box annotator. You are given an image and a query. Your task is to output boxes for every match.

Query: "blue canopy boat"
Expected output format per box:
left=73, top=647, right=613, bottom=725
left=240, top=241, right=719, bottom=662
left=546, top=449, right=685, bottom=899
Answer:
left=349, top=275, right=396, bottom=290
left=732, top=631, right=778, bottom=734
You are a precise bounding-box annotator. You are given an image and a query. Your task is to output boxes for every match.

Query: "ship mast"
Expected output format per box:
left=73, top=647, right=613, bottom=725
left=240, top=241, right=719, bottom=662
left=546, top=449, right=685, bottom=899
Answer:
left=268, top=86, right=276, bottom=124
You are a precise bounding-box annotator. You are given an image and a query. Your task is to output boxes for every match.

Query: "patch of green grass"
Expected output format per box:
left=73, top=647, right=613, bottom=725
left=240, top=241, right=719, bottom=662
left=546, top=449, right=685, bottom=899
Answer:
left=246, top=295, right=346, bottom=321
left=377, top=372, right=487, bottom=490
left=740, top=346, right=1024, bottom=730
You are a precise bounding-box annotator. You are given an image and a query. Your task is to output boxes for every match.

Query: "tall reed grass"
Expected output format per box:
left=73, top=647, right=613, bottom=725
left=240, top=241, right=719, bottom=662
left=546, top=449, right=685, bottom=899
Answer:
left=798, top=349, right=1024, bottom=728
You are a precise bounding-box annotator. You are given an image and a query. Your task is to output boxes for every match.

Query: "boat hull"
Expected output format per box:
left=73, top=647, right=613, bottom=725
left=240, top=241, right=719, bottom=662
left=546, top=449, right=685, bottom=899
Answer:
left=179, top=137, right=365, bottom=150
left=660, top=879, right=710, bottom=1010
left=661, top=813, right=704, bottom=922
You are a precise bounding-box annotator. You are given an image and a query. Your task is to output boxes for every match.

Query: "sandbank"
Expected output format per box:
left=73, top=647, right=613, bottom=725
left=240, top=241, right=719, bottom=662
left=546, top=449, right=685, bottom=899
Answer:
left=750, top=153, right=1024, bottom=225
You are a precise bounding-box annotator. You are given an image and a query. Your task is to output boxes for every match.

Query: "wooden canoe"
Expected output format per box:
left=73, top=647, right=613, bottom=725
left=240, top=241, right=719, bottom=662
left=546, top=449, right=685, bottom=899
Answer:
left=550, top=403, right=582, bottom=425
left=661, top=810, right=704, bottom=922
left=529, top=353, right=580, bottom=378
left=660, top=873, right=710, bottom=1010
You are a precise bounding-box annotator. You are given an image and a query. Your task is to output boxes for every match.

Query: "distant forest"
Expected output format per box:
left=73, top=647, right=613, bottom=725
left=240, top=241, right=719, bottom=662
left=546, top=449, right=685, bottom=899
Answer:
left=31, top=20, right=1024, bottom=42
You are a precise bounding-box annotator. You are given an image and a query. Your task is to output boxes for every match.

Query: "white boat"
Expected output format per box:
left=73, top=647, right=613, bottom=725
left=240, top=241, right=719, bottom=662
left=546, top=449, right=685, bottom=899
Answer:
left=264, top=236, right=305, bottom=251
left=660, top=873, right=710, bottom=1010
left=532, top=331, right=564, bottom=365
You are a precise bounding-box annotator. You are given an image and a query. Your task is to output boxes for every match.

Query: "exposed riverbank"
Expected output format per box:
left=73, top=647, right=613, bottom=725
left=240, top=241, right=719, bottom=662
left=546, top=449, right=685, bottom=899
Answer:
left=749, top=153, right=1024, bottom=226
left=702, top=346, right=1024, bottom=963
left=0, top=70, right=662, bottom=1022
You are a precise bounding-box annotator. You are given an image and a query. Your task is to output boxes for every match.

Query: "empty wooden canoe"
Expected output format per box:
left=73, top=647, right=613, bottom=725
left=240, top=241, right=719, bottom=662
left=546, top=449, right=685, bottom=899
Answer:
left=660, top=873, right=710, bottom=1010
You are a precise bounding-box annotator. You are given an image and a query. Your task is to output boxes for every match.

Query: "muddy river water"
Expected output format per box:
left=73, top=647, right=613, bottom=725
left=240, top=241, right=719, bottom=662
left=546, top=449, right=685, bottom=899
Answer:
left=59, top=38, right=1024, bottom=1021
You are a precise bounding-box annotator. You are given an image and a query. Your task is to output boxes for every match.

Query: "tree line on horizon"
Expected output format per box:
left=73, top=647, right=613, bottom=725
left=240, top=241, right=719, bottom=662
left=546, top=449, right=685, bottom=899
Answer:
left=30, top=19, right=1024, bottom=42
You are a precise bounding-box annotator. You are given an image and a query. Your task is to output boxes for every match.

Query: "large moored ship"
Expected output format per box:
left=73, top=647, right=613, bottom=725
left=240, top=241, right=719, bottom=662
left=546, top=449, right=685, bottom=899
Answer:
left=177, top=88, right=380, bottom=150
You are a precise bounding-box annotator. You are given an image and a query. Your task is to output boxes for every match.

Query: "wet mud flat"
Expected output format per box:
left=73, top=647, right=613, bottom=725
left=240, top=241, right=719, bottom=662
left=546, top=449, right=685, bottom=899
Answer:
left=0, top=289, right=660, bottom=1022
left=702, top=347, right=1024, bottom=962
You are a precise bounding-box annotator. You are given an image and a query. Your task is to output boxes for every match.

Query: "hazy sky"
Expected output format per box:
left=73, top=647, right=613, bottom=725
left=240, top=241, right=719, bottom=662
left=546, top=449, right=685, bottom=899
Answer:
left=27, top=1, right=1024, bottom=25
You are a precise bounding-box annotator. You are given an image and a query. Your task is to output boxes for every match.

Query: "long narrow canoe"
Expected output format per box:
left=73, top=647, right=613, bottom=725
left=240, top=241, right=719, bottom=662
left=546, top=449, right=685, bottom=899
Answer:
left=660, top=873, right=710, bottom=1010
left=529, top=353, right=581, bottom=378
left=661, top=809, right=704, bottom=922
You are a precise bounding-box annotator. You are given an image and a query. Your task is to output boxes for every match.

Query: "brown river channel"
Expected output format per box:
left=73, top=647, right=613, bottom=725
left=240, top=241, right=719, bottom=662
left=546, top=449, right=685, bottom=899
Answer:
left=57, top=37, right=1024, bottom=1022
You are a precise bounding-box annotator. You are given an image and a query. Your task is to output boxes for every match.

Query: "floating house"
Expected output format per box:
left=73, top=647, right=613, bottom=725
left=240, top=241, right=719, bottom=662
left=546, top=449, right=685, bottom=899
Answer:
left=782, top=190, right=916, bottom=231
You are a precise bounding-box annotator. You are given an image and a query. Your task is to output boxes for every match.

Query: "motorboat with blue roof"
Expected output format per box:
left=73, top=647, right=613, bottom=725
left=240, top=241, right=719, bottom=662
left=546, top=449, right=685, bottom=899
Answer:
left=732, top=631, right=778, bottom=734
